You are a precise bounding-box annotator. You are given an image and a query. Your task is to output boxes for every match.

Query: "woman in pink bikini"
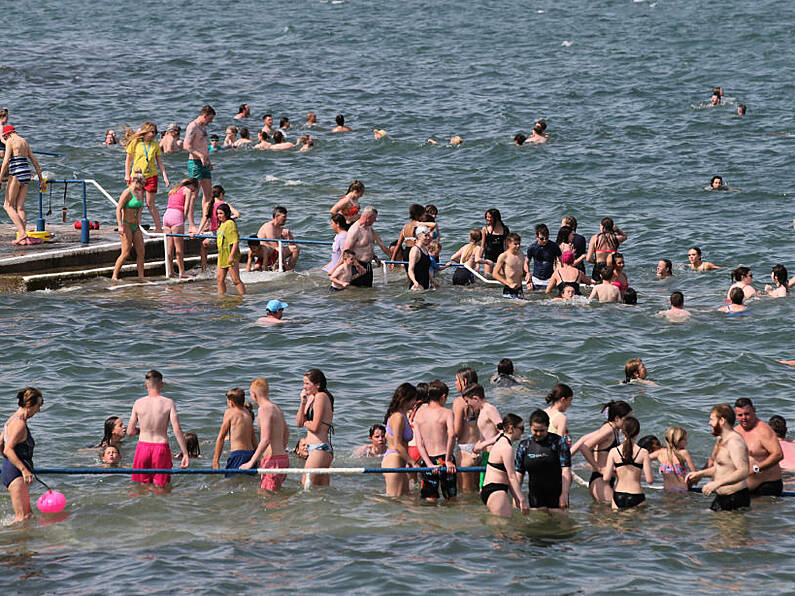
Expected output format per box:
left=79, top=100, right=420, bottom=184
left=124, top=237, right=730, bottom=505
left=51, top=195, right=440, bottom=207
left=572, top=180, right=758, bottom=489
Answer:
left=586, top=217, right=626, bottom=282
left=163, top=178, right=198, bottom=278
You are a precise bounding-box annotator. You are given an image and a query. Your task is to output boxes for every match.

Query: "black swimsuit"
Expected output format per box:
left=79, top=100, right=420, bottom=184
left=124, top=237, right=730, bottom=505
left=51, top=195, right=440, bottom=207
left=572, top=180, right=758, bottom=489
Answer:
left=410, top=248, right=431, bottom=289
left=481, top=435, right=512, bottom=505
left=483, top=225, right=509, bottom=262
left=611, top=447, right=646, bottom=509
left=588, top=423, right=620, bottom=487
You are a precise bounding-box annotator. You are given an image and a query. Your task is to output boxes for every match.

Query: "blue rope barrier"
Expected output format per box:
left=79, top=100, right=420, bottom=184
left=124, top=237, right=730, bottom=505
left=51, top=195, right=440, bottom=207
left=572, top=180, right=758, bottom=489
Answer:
left=33, top=150, right=65, bottom=157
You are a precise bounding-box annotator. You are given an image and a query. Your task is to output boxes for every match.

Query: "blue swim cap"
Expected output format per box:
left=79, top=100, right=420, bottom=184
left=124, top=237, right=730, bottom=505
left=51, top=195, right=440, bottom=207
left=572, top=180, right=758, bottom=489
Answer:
left=266, top=299, right=288, bottom=312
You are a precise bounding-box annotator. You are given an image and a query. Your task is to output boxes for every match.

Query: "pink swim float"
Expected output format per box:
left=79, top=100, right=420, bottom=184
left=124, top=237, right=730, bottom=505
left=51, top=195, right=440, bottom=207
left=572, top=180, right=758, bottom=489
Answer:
left=36, top=490, right=66, bottom=513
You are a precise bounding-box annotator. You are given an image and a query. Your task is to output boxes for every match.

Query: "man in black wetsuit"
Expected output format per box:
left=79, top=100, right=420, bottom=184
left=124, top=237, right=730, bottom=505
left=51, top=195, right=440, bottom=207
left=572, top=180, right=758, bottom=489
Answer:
left=514, top=409, right=572, bottom=509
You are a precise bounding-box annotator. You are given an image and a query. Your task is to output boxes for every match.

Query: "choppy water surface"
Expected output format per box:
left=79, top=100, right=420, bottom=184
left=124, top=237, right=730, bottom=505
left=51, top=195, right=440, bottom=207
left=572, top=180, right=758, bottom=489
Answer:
left=2, top=0, right=795, bottom=593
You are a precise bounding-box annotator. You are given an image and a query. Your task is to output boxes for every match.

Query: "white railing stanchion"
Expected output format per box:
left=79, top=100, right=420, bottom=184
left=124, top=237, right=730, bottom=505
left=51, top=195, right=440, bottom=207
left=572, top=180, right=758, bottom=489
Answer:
left=278, top=240, right=284, bottom=272
left=163, top=233, right=171, bottom=278
left=383, top=262, right=388, bottom=286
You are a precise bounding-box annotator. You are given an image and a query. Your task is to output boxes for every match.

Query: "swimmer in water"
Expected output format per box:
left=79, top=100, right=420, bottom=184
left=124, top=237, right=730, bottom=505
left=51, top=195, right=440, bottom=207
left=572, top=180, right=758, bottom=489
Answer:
left=649, top=426, right=696, bottom=491
left=490, top=358, right=520, bottom=387
left=223, top=126, right=238, bottom=148
left=234, top=104, right=250, bottom=120
left=705, top=175, right=730, bottom=190
left=373, top=129, right=387, bottom=140
left=305, top=112, right=317, bottom=127
left=239, top=378, right=290, bottom=491
left=658, top=290, right=691, bottom=321
left=492, top=232, right=524, bottom=299
left=329, top=249, right=367, bottom=291
left=623, top=358, right=658, bottom=386
left=353, top=424, right=387, bottom=458
left=551, top=284, right=577, bottom=301
left=687, top=246, right=722, bottom=271
left=97, top=416, right=127, bottom=448
left=513, top=133, right=527, bottom=146
left=588, top=266, right=621, bottom=303
left=268, top=131, right=296, bottom=150
left=235, top=128, right=252, bottom=147
left=768, top=415, right=795, bottom=474
left=101, top=444, right=122, bottom=466
left=298, top=134, right=314, bottom=152
left=257, top=299, right=288, bottom=325
left=737, top=104, right=747, bottom=115
left=710, top=91, right=721, bottom=106
left=452, top=367, right=480, bottom=493
left=656, top=259, right=673, bottom=279
left=719, top=287, right=747, bottom=313
left=104, top=129, right=118, bottom=145
left=381, top=383, right=419, bottom=496
left=727, top=266, right=759, bottom=301
left=764, top=264, right=789, bottom=298
left=528, top=120, right=549, bottom=144
left=254, top=130, right=271, bottom=150
left=331, top=114, right=352, bottom=133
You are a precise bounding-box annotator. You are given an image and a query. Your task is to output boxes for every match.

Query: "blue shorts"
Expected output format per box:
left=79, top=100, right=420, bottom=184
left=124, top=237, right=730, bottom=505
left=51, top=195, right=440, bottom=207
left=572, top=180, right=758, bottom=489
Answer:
left=225, top=449, right=256, bottom=478
left=187, top=159, right=212, bottom=180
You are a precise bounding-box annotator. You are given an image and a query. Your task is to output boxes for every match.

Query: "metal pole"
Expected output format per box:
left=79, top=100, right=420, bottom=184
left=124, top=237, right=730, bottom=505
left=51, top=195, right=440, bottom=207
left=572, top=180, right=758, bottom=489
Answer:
left=163, top=232, right=171, bottom=278
left=80, top=181, right=90, bottom=244
left=37, top=188, right=45, bottom=231
left=278, top=240, right=284, bottom=272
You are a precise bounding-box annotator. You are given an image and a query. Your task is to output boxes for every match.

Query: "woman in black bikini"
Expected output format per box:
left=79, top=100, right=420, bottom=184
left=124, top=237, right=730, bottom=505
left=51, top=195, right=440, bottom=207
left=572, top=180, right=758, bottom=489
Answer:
left=571, top=400, right=632, bottom=504
left=602, top=416, right=653, bottom=510
left=2, top=387, right=43, bottom=524
left=480, top=414, right=529, bottom=518
left=480, top=208, right=509, bottom=275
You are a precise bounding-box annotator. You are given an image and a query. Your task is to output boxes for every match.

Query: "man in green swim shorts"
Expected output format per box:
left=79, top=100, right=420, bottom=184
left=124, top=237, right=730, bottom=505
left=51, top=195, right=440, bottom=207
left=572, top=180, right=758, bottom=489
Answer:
left=184, top=105, right=215, bottom=233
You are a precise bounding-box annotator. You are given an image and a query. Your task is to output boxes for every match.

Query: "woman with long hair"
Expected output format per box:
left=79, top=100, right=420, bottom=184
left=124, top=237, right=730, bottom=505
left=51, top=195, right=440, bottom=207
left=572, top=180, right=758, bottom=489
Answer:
left=163, top=178, right=198, bottom=278
left=586, top=217, right=626, bottom=282
left=122, top=122, right=169, bottom=232
left=602, top=416, right=653, bottom=510
left=112, top=169, right=147, bottom=281
left=381, top=383, right=419, bottom=496
left=296, top=368, right=335, bottom=487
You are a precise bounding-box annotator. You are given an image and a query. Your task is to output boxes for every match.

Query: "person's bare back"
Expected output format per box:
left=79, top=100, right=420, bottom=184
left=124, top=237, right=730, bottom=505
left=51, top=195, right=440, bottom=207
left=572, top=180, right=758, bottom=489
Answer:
left=589, top=282, right=621, bottom=303
left=257, top=399, right=289, bottom=458
left=130, top=395, right=176, bottom=444
left=414, top=404, right=453, bottom=457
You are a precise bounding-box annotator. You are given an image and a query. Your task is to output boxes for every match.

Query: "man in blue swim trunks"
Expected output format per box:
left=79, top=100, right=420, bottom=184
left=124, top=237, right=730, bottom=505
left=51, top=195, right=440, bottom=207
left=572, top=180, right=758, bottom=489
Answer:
left=184, top=105, right=215, bottom=232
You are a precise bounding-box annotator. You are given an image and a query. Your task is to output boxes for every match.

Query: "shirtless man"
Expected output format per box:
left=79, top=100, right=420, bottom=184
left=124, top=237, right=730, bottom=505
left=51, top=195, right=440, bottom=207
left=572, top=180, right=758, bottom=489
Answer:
left=126, top=370, right=190, bottom=489
left=414, top=380, right=457, bottom=501
left=734, top=398, right=783, bottom=496
left=588, top=266, right=621, bottom=303
left=492, top=232, right=524, bottom=299
left=452, top=367, right=479, bottom=492
left=234, top=104, right=250, bottom=120
left=212, top=387, right=257, bottom=477
left=240, top=378, right=290, bottom=491
left=342, top=206, right=390, bottom=288
left=331, top=114, right=352, bottom=132
left=261, top=114, right=274, bottom=136
left=256, top=206, right=300, bottom=271
left=160, top=124, right=182, bottom=154
left=686, top=404, right=750, bottom=511
left=268, top=131, right=296, bottom=151
left=687, top=246, right=722, bottom=271
left=658, top=290, right=691, bottom=321
left=183, top=105, right=215, bottom=223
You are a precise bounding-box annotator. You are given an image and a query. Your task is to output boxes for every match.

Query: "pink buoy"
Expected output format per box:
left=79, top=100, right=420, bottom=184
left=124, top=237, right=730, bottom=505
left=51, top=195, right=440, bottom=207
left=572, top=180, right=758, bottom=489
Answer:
left=37, top=490, right=66, bottom=513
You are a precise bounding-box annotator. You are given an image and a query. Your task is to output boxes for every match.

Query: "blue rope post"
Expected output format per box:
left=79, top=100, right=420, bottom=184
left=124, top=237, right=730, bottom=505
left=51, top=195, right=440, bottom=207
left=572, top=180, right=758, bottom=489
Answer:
left=80, top=181, right=90, bottom=244
left=37, top=188, right=45, bottom=232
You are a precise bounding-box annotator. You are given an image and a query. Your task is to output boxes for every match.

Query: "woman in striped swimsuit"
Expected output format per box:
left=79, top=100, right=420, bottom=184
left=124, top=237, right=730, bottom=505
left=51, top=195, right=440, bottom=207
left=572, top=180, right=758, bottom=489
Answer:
left=0, top=125, right=45, bottom=245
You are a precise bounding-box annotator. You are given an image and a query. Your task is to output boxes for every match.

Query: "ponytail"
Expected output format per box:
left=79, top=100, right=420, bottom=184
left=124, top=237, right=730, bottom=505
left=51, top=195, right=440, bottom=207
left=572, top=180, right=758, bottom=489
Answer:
left=621, top=416, right=640, bottom=463
left=496, top=413, right=522, bottom=432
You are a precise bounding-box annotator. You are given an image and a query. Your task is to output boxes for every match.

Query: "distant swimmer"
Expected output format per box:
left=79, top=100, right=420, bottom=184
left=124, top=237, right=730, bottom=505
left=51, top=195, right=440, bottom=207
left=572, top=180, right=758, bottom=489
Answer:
left=602, top=416, right=653, bottom=510
left=768, top=416, right=795, bottom=473
left=528, top=120, right=549, bottom=144
left=622, top=358, right=658, bottom=386
left=551, top=284, right=576, bottom=301
left=261, top=113, right=274, bottom=136
left=0, top=125, right=46, bottom=245
left=257, top=299, right=288, bottom=325
left=278, top=116, right=290, bottom=138
left=305, top=112, right=317, bottom=127
left=298, top=134, right=314, bottom=152
left=183, top=105, right=216, bottom=217
left=353, top=423, right=386, bottom=458
left=734, top=398, right=783, bottom=497
left=480, top=414, right=530, bottom=517
left=211, top=387, right=256, bottom=478
left=719, top=287, right=747, bottom=313
left=764, top=264, right=789, bottom=297
left=658, top=291, right=691, bottom=322
left=656, top=259, right=673, bottom=279
left=491, top=358, right=520, bottom=387
left=648, top=426, right=696, bottom=491
left=234, top=104, right=250, bottom=120
left=104, top=129, right=118, bottom=145
left=427, top=136, right=463, bottom=146
left=513, top=133, right=527, bottom=146
left=254, top=130, right=271, bottom=150
left=687, top=246, right=722, bottom=271
left=492, top=232, right=525, bottom=299
left=330, top=179, right=365, bottom=224
left=223, top=126, right=238, bottom=148
left=737, top=104, right=747, bottom=115
left=235, top=127, right=252, bottom=147
left=208, top=135, right=223, bottom=152
left=686, top=404, right=750, bottom=511
left=331, top=114, right=352, bottom=133
left=588, top=266, right=621, bottom=303
left=160, top=123, right=182, bottom=154
left=126, top=370, right=191, bottom=491
left=268, top=131, right=296, bottom=150
left=342, top=206, right=391, bottom=288
left=622, top=287, right=638, bottom=305
left=727, top=266, right=759, bottom=301
left=373, top=129, right=388, bottom=140
left=705, top=175, right=730, bottom=191
left=710, top=91, right=721, bottom=106
left=2, top=387, right=43, bottom=523
left=257, top=206, right=301, bottom=271
left=515, top=409, right=572, bottom=509
left=240, top=378, right=290, bottom=491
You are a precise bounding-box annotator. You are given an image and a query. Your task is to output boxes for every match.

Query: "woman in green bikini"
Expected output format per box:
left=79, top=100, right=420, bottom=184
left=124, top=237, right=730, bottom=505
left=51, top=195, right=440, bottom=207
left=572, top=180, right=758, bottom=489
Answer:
left=112, top=169, right=146, bottom=281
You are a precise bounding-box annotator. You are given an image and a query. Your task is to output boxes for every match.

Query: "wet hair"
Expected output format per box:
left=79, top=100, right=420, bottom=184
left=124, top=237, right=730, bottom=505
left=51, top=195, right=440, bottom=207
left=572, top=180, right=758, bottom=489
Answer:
left=556, top=225, right=572, bottom=246
left=456, top=367, right=478, bottom=388
left=211, top=184, right=225, bottom=199
left=425, top=204, right=438, bottom=218
left=348, top=180, right=365, bottom=195
left=415, top=382, right=430, bottom=406
left=226, top=125, right=238, bottom=135
left=623, top=287, right=638, bottom=304
left=769, top=415, right=787, bottom=439
left=497, top=358, right=514, bottom=376
left=272, top=131, right=285, bottom=143
left=428, top=380, right=449, bottom=403
left=305, top=368, right=334, bottom=410
left=335, top=114, right=345, bottom=126
left=664, top=426, right=687, bottom=468
left=601, top=400, right=632, bottom=422
left=738, top=104, right=747, bottom=114
left=529, top=409, right=549, bottom=427
left=409, top=203, right=426, bottom=221
left=545, top=383, right=573, bottom=404
left=145, top=370, right=163, bottom=384
left=216, top=203, right=232, bottom=219
left=342, top=249, right=356, bottom=259
left=200, top=105, right=216, bottom=116
left=670, top=291, right=684, bottom=308
left=100, top=416, right=121, bottom=446
left=710, top=175, right=723, bottom=187
left=711, top=404, right=735, bottom=426
left=383, top=382, right=418, bottom=424
left=485, top=208, right=503, bottom=226
left=734, top=397, right=754, bottom=410
left=226, top=387, right=245, bottom=407
left=600, top=217, right=615, bottom=232
left=469, top=228, right=482, bottom=243
left=624, top=358, right=645, bottom=383
left=600, top=266, right=614, bottom=281
left=330, top=213, right=350, bottom=231
left=689, top=246, right=702, bottom=257
left=279, top=117, right=289, bottom=128
left=772, top=264, right=788, bottom=287
left=637, top=435, right=660, bottom=452
left=728, top=287, right=744, bottom=305
left=535, top=223, right=549, bottom=238
left=184, top=432, right=200, bottom=457
left=238, top=104, right=248, bottom=113
left=513, top=133, right=527, bottom=145
left=273, top=205, right=288, bottom=217
left=621, top=416, right=640, bottom=463
left=462, top=383, right=486, bottom=400
left=496, top=413, right=523, bottom=432
left=562, top=215, right=578, bottom=231
left=239, top=127, right=250, bottom=139
left=101, top=444, right=120, bottom=459
left=369, top=423, right=386, bottom=438
left=506, top=232, right=521, bottom=244
left=660, top=259, right=673, bottom=275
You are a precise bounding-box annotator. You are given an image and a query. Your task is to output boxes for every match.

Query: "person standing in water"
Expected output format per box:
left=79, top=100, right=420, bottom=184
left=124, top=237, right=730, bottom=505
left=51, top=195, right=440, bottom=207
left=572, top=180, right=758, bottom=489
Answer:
left=381, top=382, right=419, bottom=497
left=414, top=380, right=457, bottom=501
left=296, top=369, right=335, bottom=487
left=480, top=414, right=530, bottom=518
left=515, top=409, right=572, bottom=509
left=240, top=378, right=290, bottom=491
left=2, top=387, right=43, bottom=523
left=452, top=367, right=480, bottom=493
left=212, top=387, right=257, bottom=478
left=734, top=398, right=783, bottom=497
left=123, top=122, right=168, bottom=232
left=602, top=416, right=653, bottom=510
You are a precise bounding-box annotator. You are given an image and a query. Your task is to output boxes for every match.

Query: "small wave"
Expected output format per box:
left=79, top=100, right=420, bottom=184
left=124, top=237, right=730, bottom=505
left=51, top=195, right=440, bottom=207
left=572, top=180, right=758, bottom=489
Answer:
left=561, top=40, right=573, bottom=47
left=264, top=174, right=307, bottom=186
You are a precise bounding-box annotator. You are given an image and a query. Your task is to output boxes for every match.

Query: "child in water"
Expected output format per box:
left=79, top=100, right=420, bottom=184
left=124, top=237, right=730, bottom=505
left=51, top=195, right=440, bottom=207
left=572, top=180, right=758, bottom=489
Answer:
left=649, top=427, right=696, bottom=491
left=101, top=444, right=121, bottom=466
left=212, top=387, right=257, bottom=478
left=175, top=432, right=201, bottom=459
left=329, top=249, right=367, bottom=291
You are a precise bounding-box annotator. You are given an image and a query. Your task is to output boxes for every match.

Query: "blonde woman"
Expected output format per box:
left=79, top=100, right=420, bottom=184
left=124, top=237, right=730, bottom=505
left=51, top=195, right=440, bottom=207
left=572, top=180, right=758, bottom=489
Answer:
left=122, top=122, right=168, bottom=232
left=112, top=170, right=147, bottom=281
left=0, top=125, right=45, bottom=245
left=163, top=178, right=198, bottom=278
left=649, top=426, right=696, bottom=491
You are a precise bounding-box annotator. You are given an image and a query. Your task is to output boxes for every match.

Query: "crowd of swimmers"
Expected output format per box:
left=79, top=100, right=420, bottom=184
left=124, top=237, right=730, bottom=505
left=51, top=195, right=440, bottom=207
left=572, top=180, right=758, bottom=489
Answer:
left=4, top=360, right=794, bottom=524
